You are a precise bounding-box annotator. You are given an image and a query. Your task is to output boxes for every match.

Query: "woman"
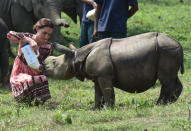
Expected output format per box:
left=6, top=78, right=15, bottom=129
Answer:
left=7, top=18, right=54, bottom=105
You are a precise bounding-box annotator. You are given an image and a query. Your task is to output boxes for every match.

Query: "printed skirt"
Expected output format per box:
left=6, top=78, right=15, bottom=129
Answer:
left=12, top=75, right=51, bottom=105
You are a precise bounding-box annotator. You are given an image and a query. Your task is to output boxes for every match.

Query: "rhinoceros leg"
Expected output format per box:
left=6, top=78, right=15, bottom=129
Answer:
left=94, top=80, right=105, bottom=109
left=97, top=77, right=115, bottom=107
left=157, top=76, right=183, bottom=105
left=156, top=33, right=183, bottom=104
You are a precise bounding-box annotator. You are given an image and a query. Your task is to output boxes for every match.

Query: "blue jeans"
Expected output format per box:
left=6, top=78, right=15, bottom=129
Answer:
left=79, top=22, right=95, bottom=47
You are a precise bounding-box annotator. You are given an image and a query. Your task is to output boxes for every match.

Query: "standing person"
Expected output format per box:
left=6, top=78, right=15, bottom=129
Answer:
left=94, top=0, right=138, bottom=40
left=79, top=0, right=97, bottom=47
left=7, top=18, right=54, bottom=105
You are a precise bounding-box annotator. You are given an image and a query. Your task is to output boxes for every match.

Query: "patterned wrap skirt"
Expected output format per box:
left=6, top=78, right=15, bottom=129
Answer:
left=11, top=56, right=51, bottom=104
left=12, top=75, right=51, bottom=104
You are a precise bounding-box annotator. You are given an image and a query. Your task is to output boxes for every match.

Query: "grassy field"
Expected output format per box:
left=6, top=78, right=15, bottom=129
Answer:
left=1, top=0, right=191, bottom=130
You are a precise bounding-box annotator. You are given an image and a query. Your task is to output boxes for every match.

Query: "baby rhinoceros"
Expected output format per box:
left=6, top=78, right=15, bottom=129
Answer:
left=43, top=32, right=184, bottom=109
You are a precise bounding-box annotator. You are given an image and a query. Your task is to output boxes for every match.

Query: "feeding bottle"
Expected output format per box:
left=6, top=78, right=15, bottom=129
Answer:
left=21, top=43, right=40, bottom=70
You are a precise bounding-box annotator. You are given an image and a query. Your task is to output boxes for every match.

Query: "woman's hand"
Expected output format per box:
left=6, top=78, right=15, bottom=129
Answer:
left=22, top=37, right=38, bottom=54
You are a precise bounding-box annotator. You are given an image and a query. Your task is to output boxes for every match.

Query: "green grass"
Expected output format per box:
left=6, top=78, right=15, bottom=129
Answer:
left=1, top=0, right=191, bottom=130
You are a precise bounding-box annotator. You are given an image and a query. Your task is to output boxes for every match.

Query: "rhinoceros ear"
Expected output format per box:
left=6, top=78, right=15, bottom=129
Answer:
left=68, top=42, right=77, bottom=50
left=53, top=42, right=74, bottom=56
left=15, top=0, right=33, bottom=12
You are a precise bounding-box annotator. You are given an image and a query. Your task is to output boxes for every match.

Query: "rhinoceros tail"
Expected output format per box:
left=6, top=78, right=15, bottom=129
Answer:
left=179, top=43, right=184, bottom=74
left=177, top=41, right=184, bottom=74
left=180, top=53, right=184, bottom=74
left=180, top=61, right=184, bottom=74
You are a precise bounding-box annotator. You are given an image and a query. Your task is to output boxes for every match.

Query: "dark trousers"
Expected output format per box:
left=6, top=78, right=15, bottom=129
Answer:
left=98, top=32, right=127, bottom=40
left=79, top=22, right=95, bottom=47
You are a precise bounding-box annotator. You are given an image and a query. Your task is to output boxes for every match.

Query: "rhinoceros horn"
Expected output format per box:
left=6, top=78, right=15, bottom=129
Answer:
left=53, top=42, right=74, bottom=56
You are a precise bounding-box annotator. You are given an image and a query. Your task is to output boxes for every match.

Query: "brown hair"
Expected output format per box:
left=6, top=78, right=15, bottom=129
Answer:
left=33, top=18, right=54, bottom=33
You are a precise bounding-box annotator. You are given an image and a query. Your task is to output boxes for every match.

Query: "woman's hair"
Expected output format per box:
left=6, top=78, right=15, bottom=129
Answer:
left=33, top=18, right=54, bottom=33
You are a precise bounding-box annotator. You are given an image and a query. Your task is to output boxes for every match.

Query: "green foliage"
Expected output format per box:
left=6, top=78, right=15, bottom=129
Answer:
left=60, top=13, right=81, bottom=47
left=52, top=111, right=72, bottom=125
left=0, top=0, right=191, bottom=130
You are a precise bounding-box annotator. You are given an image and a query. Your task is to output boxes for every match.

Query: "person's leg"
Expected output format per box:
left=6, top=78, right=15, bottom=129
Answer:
left=87, top=22, right=95, bottom=43
left=98, top=32, right=126, bottom=40
left=79, top=22, right=89, bottom=47
left=98, top=32, right=111, bottom=40
left=111, top=32, right=127, bottom=39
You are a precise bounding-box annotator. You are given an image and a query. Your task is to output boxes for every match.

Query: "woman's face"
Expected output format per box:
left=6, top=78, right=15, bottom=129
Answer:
left=35, top=27, right=53, bottom=44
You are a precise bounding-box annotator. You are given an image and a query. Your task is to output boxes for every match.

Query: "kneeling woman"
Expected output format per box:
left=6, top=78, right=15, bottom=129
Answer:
left=7, top=18, right=54, bottom=105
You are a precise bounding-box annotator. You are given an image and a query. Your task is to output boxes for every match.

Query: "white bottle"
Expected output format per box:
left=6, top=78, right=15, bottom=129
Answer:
left=21, top=43, right=40, bottom=70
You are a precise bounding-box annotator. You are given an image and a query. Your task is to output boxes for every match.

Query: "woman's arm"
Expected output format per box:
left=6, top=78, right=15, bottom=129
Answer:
left=128, top=3, right=138, bottom=19
left=93, top=4, right=101, bottom=40
left=7, top=31, right=24, bottom=43
left=7, top=31, right=38, bottom=53
left=81, top=0, right=97, bottom=8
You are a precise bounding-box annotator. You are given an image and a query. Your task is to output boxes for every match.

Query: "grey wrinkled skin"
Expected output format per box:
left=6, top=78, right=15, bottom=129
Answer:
left=44, top=32, right=184, bottom=109
left=0, top=18, right=10, bottom=88
left=0, top=0, right=83, bottom=42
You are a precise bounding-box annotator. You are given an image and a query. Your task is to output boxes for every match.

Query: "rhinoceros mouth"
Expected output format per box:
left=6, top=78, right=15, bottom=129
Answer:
left=41, top=62, right=46, bottom=74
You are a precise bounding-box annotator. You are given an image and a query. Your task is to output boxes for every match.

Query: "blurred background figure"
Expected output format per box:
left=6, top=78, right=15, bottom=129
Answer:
left=94, top=0, right=138, bottom=40
left=79, top=0, right=97, bottom=47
